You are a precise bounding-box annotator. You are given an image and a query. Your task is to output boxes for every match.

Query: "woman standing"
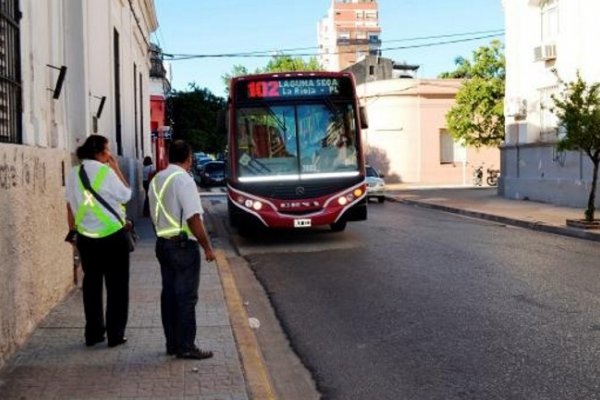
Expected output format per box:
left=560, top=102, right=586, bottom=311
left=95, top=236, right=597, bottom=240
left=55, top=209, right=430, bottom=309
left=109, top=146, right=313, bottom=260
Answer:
left=142, top=156, right=155, bottom=217
left=65, top=135, right=132, bottom=347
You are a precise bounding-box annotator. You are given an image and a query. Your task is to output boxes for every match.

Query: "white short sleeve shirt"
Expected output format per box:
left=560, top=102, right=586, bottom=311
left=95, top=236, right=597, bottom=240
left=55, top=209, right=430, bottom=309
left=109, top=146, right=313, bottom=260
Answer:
left=149, top=164, right=203, bottom=240
left=65, top=159, right=132, bottom=233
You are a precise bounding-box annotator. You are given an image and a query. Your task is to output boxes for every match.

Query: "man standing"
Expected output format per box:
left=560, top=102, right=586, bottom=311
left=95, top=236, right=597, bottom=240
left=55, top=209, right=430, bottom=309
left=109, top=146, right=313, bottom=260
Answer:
left=149, top=140, right=216, bottom=359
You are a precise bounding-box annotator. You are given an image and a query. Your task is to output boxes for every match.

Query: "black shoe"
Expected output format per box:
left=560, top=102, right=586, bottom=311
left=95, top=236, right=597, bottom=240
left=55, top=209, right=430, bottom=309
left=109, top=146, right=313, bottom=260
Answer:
left=176, top=347, right=213, bottom=360
left=85, top=336, right=105, bottom=347
left=107, top=337, right=127, bottom=348
left=166, top=349, right=177, bottom=356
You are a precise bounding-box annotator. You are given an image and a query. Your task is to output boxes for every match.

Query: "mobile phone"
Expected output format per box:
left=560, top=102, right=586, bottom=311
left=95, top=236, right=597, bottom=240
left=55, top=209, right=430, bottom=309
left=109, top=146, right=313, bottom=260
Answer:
left=64, top=229, right=77, bottom=243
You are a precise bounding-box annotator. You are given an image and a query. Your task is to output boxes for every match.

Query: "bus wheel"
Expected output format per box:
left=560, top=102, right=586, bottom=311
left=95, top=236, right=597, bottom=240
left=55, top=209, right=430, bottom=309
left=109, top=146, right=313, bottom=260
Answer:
left=330, top=220, right=347, bottom=232
left=378, top=196, right=385, bottom=203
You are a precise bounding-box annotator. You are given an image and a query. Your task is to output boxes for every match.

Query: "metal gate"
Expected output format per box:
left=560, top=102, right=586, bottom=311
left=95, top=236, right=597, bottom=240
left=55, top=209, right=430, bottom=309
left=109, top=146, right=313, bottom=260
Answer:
left=0, top=0, right=21, bottom=144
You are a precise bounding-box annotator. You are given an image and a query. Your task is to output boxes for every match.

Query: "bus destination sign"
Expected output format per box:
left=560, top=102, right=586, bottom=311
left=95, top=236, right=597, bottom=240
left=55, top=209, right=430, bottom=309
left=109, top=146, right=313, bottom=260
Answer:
left=244, top=78, right=344, bottom=99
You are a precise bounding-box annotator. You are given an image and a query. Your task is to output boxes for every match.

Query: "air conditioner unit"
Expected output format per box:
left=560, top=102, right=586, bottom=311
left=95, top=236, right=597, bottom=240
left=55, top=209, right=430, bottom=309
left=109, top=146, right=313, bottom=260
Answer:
left=506, top=97, right=527, bottom=119
left=534, top=44, right=557, bottom=61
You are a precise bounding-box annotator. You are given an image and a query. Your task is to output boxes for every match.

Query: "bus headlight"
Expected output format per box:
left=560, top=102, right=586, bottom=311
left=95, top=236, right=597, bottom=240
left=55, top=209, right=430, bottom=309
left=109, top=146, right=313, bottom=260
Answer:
left=354, top=188, right=363, bottom=197
left=338, top=196, right=348, bottom=206
left=252, top=201, right=263, bottom=211
left=244, top=199, right=253, bottom=208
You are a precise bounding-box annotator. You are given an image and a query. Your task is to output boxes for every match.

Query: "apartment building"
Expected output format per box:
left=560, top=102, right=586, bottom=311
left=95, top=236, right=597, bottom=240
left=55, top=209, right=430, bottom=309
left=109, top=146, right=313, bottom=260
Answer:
left=318, top=0, right=382, bottom=71
left=502, top=0, right=600, bottom=207
left=0, top=0, right=157, bottom=367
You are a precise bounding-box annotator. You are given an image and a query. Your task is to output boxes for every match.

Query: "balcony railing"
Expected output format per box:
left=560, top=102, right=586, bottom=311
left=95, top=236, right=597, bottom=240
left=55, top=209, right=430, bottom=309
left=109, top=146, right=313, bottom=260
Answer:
left=337, top=38, right=382, bottom=46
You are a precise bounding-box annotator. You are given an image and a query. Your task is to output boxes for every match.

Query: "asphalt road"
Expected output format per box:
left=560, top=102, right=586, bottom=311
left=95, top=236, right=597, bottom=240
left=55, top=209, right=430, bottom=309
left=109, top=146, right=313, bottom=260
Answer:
left=228, top=200, right=600, bottom=400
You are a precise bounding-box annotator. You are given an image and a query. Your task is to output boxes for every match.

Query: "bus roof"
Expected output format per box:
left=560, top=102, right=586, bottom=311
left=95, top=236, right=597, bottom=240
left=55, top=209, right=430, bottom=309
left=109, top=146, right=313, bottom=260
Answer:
left=230, top=71, right=354, bottom=85
left=230, top=71, right=358, bottom=102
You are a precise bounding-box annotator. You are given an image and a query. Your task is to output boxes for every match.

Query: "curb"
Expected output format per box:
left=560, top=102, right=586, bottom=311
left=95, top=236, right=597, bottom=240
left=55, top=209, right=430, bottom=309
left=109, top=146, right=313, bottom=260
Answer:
left=214, top=249, right=278, bottom=400
left=389, top=196, right=600, bottom=243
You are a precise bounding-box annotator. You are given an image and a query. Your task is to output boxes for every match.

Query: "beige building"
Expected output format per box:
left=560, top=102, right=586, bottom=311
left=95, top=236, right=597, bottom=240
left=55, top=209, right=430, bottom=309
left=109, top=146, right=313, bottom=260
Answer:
left=0, top=0, right=157, bottom=367
left=318, top=0, right=382, bottom=71
left=358, top=79, right=500, bottom=185
left=502, top=0, right=600, bottom=207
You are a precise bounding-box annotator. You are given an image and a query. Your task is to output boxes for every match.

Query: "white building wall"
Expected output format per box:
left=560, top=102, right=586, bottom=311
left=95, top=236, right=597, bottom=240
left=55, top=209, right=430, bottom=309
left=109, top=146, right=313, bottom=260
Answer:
left=0, top=0, right=157, bottom=368
left=502, top=0, right=600, bottom=206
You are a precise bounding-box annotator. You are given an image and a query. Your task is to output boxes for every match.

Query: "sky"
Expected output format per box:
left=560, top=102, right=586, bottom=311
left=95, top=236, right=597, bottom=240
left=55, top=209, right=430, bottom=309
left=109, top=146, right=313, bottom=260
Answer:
left=153, top=0, right=504, bottom=98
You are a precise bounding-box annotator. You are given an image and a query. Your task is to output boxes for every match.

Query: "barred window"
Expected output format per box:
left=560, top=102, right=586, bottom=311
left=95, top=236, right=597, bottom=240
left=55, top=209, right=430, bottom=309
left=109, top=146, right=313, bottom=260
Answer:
left=0, top=0, right=21, bottom=144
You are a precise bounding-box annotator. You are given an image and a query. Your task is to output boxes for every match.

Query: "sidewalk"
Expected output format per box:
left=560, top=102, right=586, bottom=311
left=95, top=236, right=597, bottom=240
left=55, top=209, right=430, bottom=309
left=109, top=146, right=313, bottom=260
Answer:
left=0, top=218, right=249, bottom=400
left=386, top=185, right=600, bottom=242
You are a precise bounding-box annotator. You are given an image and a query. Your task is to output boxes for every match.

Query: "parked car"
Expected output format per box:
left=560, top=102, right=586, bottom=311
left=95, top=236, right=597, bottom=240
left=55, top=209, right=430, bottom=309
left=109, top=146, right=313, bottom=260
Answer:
left=199, top=161, right=226, bottom=186
left=366, top=165, right=385, bottom=203
left=194, top=156, right=213, bottom=174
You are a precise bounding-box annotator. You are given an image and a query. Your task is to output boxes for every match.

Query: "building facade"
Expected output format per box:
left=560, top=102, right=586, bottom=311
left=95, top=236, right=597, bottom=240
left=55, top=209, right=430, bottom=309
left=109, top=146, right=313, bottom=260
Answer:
left=318, top=0, right=382, bottom=72
left=502, top=0, right=600, bottom=207
left=149, top=43, right=171, bottom=171
left=359, top=79, right=500, bottom=185
left=0, top=0, right=157, bottom=367
left=343, top=55, right=420, bottom=85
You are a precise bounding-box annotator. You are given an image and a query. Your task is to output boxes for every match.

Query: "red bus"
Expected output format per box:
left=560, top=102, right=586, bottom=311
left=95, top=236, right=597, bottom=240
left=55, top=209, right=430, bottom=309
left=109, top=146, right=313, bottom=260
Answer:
left=226, top=71, right=368, bottom=233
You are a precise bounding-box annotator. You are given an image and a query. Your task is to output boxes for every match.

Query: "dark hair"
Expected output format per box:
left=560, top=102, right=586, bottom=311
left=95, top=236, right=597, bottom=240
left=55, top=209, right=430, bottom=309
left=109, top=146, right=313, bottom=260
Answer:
left=143, top=156, right=153, bottom=166
left=169, top=140, right=192, bottom=164
left=76, top=135, right=108, bottom=160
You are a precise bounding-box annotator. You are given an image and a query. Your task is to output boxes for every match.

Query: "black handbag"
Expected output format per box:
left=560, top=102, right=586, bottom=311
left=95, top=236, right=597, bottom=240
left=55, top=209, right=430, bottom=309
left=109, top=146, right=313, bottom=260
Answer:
left=79, top=165, right=138, bottom=252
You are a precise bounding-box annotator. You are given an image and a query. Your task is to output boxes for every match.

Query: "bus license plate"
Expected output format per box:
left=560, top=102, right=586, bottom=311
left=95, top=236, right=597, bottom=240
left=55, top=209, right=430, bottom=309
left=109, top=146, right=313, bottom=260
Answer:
left=294, top=218, right=311, bottom=228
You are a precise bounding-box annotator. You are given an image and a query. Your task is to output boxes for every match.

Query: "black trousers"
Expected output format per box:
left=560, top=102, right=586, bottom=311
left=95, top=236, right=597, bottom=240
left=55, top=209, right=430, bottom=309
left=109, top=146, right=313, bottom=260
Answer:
left=155, top=238, right=201, bottom=354
left=143, top=180, right=150, bottom=217
left=77, top=229, right=130, bottom=344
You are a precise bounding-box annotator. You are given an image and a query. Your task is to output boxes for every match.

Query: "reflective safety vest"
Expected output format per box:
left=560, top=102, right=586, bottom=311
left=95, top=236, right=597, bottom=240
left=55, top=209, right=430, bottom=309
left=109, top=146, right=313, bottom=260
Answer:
left=75, top=165, right=125, bottom=238
left=151, top=170, right=193, bottom=238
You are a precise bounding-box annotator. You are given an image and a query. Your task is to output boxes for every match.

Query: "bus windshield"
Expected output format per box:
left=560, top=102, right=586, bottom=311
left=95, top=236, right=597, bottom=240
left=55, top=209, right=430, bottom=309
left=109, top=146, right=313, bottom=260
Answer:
left=234, top=101, right=359, bottom=180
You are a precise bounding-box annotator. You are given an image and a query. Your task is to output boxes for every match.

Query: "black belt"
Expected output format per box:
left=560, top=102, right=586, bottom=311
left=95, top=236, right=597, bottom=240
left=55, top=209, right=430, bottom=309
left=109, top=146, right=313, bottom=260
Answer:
left=158, top=236, right=195, bottom=243
left=158, top=236, right=180, bottom=241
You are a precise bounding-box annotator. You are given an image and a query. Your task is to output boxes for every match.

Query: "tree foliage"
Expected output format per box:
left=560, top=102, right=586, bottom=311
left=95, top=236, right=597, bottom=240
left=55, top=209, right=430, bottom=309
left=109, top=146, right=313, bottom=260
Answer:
left=262, top=54, right=321, bottom=73
left=551, top=72, right=600, bottom=221
left=221, top=54, right=323, bottom=93
left=167, top=83, right=226, bottom=154
left=443, top=41, right=505, bottom=148
left=438, top=56, right=472, bottom=79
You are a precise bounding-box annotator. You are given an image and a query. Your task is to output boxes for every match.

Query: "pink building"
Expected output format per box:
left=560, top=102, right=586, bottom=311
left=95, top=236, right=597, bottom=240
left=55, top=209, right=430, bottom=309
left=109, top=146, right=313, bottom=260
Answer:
left=358, top=79, right=500, bottom=185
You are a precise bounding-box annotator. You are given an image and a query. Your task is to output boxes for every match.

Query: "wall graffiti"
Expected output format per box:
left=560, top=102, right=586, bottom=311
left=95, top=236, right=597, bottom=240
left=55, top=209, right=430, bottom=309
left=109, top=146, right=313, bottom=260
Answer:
left=0, top=148, right=48, bottom=193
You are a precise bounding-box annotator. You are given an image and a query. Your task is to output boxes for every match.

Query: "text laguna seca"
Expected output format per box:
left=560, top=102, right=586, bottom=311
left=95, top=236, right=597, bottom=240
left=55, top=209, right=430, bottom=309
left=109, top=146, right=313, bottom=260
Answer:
left=246, top=79, right=341, bottom=98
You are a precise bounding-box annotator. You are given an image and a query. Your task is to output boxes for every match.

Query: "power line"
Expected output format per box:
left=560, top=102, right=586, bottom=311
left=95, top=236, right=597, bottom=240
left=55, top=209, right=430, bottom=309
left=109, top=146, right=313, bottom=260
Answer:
left=163, top=29, right=504, bottom=61
left=165, top=31, right=504, bottom=61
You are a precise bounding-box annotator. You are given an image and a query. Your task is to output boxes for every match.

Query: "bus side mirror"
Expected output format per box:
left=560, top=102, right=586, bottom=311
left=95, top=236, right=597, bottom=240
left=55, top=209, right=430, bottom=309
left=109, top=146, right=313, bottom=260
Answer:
left=359, top=106, right=369, bottom=129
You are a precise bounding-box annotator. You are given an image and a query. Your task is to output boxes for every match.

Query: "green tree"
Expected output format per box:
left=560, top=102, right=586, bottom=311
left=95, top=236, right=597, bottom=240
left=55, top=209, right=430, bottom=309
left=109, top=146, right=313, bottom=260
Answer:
left=221, top=64, right=251, bottom=94
left=262, top=54, right=321, bottom=73
left=551, top=72, right=600, bottom=222
left=221, top=55, right=323, bottom=93
left=438, top=56, right=472, bottom=79
left=167, top=83, right=227, bottom=154
left=442, top=41, right=505, bottom=147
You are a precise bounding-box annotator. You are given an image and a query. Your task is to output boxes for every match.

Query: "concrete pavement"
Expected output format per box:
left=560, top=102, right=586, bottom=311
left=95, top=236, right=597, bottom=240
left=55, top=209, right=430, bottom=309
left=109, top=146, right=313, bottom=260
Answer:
left=0, top=218, right=253, bottom=400
left=386, top=184, right=600, bottom=242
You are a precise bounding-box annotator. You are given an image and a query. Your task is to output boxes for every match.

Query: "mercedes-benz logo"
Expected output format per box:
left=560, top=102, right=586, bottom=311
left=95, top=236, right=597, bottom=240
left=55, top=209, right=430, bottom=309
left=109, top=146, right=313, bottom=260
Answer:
left=295, top=186, right=305, bottom=195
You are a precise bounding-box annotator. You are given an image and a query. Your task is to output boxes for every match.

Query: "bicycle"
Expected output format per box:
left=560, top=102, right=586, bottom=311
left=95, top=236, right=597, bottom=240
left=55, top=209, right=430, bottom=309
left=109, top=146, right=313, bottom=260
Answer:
left=486, top=167, right=500, bottom=186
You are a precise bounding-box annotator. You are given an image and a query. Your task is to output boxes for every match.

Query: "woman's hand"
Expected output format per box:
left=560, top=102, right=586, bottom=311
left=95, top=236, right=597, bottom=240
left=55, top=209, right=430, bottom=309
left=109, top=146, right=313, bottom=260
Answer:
left=107, top=155, right=119, bottom=171
left=106, top=155, right=130, bottom=188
